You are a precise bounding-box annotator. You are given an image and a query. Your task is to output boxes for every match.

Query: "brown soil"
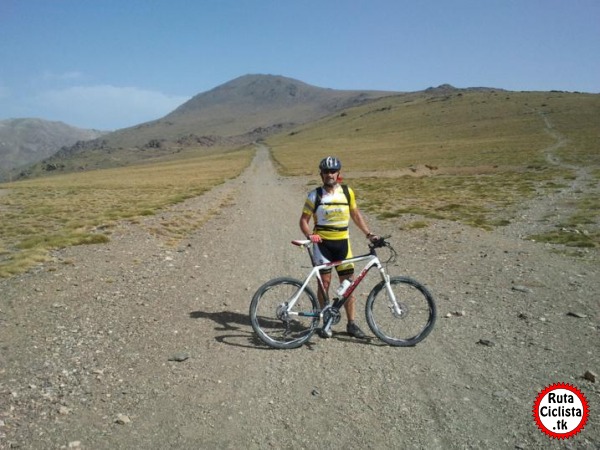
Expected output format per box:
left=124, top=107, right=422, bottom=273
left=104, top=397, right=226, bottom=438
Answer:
left=0, top=146, right=598, bottom=449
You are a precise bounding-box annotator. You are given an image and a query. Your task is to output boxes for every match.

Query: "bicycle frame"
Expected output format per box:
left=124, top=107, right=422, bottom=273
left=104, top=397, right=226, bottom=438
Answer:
left=288, top=240, right=399, bottom=319
left=250, top=236, right=436, bottom=348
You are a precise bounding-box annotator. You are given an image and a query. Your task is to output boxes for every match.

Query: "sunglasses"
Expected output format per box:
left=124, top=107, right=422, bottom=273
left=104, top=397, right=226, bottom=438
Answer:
left=321, top=169, right=339, bottom=174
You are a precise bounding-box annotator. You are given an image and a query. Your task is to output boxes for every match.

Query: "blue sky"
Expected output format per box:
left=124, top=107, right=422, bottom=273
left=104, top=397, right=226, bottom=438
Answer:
left=1, top=0, right=598, bottom=130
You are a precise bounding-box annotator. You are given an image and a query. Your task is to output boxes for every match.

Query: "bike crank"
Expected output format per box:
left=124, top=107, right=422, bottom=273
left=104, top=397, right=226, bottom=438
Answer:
left=323, top=306, right=342, bottom=326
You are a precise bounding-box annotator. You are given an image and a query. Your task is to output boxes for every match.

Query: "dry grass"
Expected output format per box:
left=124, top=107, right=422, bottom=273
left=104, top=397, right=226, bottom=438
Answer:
left=353, top=168, right=567, bottom=230
left=267, top=91, right=581, bottom=174
left=268, top=90, right=599, bottom=246
left=528, top=192, right=600, bottom=248
left=0, top=148, right=253, bottom=277
left=142, top=192, right=237, bottom=247
left=2, top=89, right=597, bottom=278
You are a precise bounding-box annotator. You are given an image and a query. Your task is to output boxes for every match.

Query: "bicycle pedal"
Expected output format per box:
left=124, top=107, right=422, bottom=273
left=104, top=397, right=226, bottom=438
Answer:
left=318, top=328, right=332, bottom=339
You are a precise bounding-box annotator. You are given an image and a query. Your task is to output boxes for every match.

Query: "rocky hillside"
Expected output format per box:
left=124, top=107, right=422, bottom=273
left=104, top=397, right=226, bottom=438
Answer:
left=115, top=74, right=394, bottom=146
left=17, top=75, right=394, bottom=178
left=0, top=118, right=105, bottom=180
left=165, top=74, right=392, bottom=129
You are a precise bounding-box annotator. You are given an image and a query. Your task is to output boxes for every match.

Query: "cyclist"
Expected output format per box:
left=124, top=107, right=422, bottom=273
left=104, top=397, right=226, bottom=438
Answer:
left=299, top=156, right=379, bottom=339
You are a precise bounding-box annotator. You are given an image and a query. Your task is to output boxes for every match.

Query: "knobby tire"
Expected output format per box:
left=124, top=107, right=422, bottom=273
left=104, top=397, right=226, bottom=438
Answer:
left=249, top=277, right=319, bottom=349
left=366, top=276, right=436, bottom=346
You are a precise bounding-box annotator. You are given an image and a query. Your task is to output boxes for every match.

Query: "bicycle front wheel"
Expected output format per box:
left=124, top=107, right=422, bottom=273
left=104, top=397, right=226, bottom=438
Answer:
left=366, top=276, right=436, bottom=346
left=250, top=277, right=319, bottom=349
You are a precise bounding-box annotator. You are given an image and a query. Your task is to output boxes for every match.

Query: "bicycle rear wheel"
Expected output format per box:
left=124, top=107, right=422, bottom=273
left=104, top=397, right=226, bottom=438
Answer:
left=250, top=277, right=319, bottom=349
left=366, top=276, right=436, bottom=346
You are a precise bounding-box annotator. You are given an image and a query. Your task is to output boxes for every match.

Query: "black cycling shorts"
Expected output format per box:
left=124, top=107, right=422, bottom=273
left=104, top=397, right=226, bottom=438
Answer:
left=313, top=239, right=354, bottom=276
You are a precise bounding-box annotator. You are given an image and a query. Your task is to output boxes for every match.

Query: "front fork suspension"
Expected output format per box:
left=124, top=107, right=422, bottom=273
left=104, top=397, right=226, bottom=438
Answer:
left=380, top=270, right=402, bottom=316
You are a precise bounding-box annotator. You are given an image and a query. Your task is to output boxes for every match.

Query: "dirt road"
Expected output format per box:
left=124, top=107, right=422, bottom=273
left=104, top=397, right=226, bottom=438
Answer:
left=1, top=146, right=598, bottom=449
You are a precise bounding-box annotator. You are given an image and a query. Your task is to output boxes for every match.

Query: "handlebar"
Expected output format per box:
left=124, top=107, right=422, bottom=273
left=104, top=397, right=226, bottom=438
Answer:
left=368, top=235, right=397, bottom=265
left=369, top=234, right=392, bottom=249
left=292, top=234, right=392, bottom=249
left=292, top=234, right=397, bottom=265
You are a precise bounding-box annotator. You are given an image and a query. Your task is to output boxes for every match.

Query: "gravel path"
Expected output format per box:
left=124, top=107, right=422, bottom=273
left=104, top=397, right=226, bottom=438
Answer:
left=0, top=146, right=598, bottom=449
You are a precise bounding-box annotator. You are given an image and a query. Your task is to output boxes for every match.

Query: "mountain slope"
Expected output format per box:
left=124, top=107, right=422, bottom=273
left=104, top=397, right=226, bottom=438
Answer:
left=17, top=75, right=394, bottom=177
left=105, top=74, right=394, bottom=147
left=0, top=118, right=104, bottom=177
left=166, top=74, right=390, bottom=127
left=268, top=89, right=600, bottom=174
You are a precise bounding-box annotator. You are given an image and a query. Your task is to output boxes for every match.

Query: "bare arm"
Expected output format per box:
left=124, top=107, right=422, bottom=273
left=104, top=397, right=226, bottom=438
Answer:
left=299, top=213, right=313, bottom=238
left=350, top=207, right=375, bottom=239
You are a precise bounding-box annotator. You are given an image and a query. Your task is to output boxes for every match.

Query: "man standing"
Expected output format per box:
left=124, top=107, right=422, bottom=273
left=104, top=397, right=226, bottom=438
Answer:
left=299, top=156, right=378, bottom=339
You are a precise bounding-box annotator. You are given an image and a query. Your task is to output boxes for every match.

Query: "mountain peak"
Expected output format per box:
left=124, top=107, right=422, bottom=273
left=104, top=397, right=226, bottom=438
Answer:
left=167, top=74, right=327, bottom=118
left=424, top=84, right=458, bottom=93
left=163, top=74, right=392, bottom=131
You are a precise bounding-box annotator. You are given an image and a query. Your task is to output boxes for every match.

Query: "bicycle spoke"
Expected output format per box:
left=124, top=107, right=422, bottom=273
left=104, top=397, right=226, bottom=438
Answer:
left=250, top=278, right=318, bottom=349
left=366, top=277, right=436, bottom=346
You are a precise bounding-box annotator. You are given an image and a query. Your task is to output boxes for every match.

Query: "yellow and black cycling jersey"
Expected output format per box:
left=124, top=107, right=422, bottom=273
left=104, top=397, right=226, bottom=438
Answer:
left=302, top=184, right=357, bottom=240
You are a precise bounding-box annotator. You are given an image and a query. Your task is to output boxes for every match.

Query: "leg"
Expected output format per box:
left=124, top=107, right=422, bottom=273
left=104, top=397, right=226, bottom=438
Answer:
left=317, top=270, right=332, bottom=308
left=317, top=270, right=333, bottom=338
left=313, top=243, right=333, bottom=308
left=338, top=271, right=367, bottom=339
left=339, top=273, right=356, bottom=321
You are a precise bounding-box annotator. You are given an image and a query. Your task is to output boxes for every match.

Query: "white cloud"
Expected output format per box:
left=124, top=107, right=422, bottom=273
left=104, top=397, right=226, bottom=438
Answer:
left=33, top=85, right=191, bottom=130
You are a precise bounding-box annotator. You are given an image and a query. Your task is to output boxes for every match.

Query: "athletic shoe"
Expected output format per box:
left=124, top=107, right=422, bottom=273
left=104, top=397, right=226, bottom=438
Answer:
left=346, top=322, right=367, bottom=339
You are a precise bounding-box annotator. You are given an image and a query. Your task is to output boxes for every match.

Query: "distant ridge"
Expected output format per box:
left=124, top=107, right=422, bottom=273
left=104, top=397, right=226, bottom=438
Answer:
left=108, top=74, right=395, bottom=146
left=424, top=84, right=506, bottom=94
left=0, top=118, right=105, bottom=180
left=166, top=74, right=390, bottom=123
left=17, top=74, right=395, bottom=177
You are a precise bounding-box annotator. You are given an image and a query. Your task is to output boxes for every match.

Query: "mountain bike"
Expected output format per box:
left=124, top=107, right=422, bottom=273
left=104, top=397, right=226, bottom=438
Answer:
left=249, top=236, right=436, bottom=349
